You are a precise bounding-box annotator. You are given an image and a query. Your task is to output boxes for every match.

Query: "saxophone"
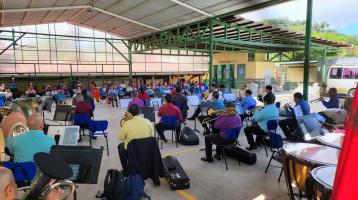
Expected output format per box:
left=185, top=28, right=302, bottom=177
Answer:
left=120, top=111, right=133, bottom=127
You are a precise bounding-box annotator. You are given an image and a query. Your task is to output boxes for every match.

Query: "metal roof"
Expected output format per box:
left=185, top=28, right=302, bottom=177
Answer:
left=0, top=0, right=293, bottom=39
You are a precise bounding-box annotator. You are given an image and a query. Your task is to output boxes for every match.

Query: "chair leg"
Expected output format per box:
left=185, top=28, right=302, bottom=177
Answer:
left=223, top=149, right=228, bottom=171
left=171, top=130, right=174, bottom=143
left=278, top=167, right=284, bottom=182
left=105, top=134, right=109, bottom=156
left=262, top=138, right=268, bottom=157
left=265, top=152, right=275, bottom=173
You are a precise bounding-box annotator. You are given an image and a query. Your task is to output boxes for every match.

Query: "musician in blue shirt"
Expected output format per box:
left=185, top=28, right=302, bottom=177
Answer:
left=320, top=88, right=339, bottom=109
left=279, top=92, right=310, bottom=141
left=244, top=94, right=279, bottom=150
left=240, top=90, right=257, bottom=112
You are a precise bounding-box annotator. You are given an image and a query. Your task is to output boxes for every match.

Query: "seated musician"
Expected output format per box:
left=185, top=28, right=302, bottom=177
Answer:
left=201, top=102, right=242, bottom=162
left=323, top=97, right=354, bottom=131
left=155, top=94, right=182, bottom=143
left=75, top=96, right=94, bottom=118
left=187, top=84, right=224, bottom=120
left=6, top=113, right=55, bottom=162
left=128, top=91, right=145, bottom=108
left=239, top=89, right=257, bottom=121
left=173, top=86, right=189, bottom=119
left=118, top=104, right=154, bottom=173
left=0, top=167, right=61, bottom=200
left=26, top=86, right=36, bottom=97
left=258, top=85, right=276, bottom=103
left=244, top=94, right=279, bottom=150
left=81, top=89, right=95, bottom=110
left=279, top=92, right=310, bottom=141
left=320, top=87, right=339, bottom=109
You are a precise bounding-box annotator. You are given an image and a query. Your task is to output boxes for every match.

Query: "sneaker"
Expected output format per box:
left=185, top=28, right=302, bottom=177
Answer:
left=245, top=145, right=257, bottom=151
left=201, top=157, right=214, bottom=163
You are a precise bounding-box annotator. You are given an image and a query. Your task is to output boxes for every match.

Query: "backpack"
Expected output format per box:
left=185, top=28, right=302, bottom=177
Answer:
left=179, top=127, right=199, bottom=146
left=123, top=173, right=150, bottom=200
left=98, top=171, right=150, bottom=200
left=99, top=169, right=126, bottom=200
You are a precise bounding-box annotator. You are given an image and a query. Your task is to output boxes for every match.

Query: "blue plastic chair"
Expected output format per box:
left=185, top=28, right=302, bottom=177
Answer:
left=89, top=120, right=109, bottom=156
left=2, top=162, right=37, bottom=187
left=0, top=95, right=5, bottom=108
left=275, top=102, right=281, bottom=108
left=265, top=133, right=284, bottom=182
left=74, top=113, right=92, bottom=142
left=218, top=127, right=242, bottom=170
left=160, top=116, right=178, bottom=148
left=260, top=120, right=278, bottom=157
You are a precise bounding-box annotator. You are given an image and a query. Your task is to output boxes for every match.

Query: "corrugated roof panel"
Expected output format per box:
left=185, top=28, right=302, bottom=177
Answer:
left=41, top=10, right=67, bottom=23
left=123, top=0, right=175, bottom=20
left=32, top=0, right=59, bottom=8
left=108, top=0, right=148, bottom=14
left=5, top=0, right=31, bottom=9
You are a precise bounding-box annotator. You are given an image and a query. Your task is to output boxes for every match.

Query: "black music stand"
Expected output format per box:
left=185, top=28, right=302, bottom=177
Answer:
left=50, top=145, right=104, bottom=200
left=51, top=105, right=75, bottom=125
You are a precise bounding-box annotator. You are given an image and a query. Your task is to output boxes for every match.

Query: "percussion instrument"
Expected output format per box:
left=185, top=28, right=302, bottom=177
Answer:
left=310, top=166, right=336, bottom=200
left=316, top=133, right=344, bottom=149
left=281, top=143, right=339, bottom=200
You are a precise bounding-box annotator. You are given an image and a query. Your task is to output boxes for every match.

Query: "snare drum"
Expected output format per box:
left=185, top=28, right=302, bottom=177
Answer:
left=282, top=143, right=339, bottom=200
left=317, top=133, right=344, bottom=149
left=310, top=166, right=336, bottom=200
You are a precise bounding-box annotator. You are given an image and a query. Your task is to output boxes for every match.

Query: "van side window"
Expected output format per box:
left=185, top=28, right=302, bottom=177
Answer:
left=329, top=68, right=342, bottom=79
left=343, top=68, right=358, bottom=79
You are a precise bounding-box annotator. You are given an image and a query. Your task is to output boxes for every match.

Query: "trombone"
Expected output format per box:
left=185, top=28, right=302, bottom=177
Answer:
left=310, top=97, right=322, bottom=103
left=203, top=107, right=237, bottom=124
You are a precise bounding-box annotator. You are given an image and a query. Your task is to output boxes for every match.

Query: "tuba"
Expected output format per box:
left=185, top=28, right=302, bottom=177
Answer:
left=120, top=111, right=133, bottom=127
left=21, top=152, right=76, bottom=200
left=10, top=122, right=29, bottom=137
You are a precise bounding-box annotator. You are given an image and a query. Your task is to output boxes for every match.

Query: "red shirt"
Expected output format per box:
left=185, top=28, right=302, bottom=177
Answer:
left=138, top=92, right=150, bottom=100
left=75, top=101, right=93, bottom=116
left=158, top=103, right=183, bottom=122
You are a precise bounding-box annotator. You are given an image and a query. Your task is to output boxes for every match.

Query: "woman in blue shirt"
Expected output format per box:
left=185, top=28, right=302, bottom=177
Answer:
left=244, top=94, right=279, bottom=150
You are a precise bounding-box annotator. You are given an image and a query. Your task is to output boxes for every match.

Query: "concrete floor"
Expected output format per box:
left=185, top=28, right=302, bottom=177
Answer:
left=44, top=94, right=334, bottom=200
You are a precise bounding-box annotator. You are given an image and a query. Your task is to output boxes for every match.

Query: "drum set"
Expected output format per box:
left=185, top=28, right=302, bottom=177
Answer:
left=281, top=134, right=342, bottom=200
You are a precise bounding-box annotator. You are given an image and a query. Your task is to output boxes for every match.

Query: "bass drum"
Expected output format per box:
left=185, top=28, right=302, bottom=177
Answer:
left=10, top=97, right=42, bottom=118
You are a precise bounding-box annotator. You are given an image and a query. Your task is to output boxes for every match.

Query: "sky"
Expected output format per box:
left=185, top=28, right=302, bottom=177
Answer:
left=241, top=0, right=358, bottom=35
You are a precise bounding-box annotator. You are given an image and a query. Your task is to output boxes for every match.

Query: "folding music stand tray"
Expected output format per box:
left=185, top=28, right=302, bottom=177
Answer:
left=51, top=105, right=75, bottom=125
left=187, top=95, right=201, bottom=133
left=50, top=145, right=104, bottom=200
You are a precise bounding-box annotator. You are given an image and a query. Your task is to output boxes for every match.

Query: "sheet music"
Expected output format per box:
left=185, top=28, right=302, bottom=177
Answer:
left=223, top=94, right=236, bottom=102
left=187, top=96, right=200, bottom=106
left=120, top=98, right=132, bottom=108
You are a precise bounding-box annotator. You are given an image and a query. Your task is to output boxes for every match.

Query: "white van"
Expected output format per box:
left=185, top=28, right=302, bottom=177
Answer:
left=327, top=65, right=358, bottom=96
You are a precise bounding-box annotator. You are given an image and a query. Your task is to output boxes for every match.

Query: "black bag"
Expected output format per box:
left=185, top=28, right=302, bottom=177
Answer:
left=179, top=127, right=199, bottom=146
left=163, top=156, right=190, bottom=190
left=99, top=169, right=125, bottom=200
left=224, top=146, right=257, bottom=165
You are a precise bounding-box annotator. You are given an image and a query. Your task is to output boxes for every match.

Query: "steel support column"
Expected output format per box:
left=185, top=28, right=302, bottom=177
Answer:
left=303, top=0, right=313, bottom=100
left=128, top=43, right=133, bottom=82
left=209, top=18, right=214, bottom=84
left=322, top=48, right=327, bottom=84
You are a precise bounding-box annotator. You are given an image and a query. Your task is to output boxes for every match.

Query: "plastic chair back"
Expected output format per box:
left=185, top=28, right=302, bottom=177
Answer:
left=247, top=105, right=256, bottom=111
left=89, top=120, right=108, bottom=135
left=275, top=102, right=281, bottom=108
left=267, top=120, right=278, bottom=135
left=2, top=162, right=37, bottom=185
left=74, top=113, right=91, bottom=125
left=0, top=95, right=6, bottom=108
left=270, top=133, right=283, bottom=150
left=152, top=101, right=160, bottom=111
left=140, top=107, right=155, bottom=122
left=161, top=116, right=178, bottom=127
left=226, top=127, right=241, bottom=141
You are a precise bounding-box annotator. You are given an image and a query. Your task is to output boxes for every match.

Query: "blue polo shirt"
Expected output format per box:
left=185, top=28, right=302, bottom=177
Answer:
left=286, top=99, right=310, bottom=117
left=240, top=95, right=257, bottom=111
left=6, top=130, right=55, bottom=162
left=253, top=104, right=279, bottom=132
left=208, top=99, right=225, bottom=110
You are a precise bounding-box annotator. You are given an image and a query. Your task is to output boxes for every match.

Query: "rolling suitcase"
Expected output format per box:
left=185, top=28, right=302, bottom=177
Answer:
left=224, top=145, right=257, bottom=165
left=162, top=156, right=190, bottom=190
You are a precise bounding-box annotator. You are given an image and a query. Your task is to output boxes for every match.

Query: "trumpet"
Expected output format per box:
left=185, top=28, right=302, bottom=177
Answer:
left=120, top=111, right=133, bottom=127
left=280, top=102, right=294, bottom=109
left=310, top=97, right=322, bottom=103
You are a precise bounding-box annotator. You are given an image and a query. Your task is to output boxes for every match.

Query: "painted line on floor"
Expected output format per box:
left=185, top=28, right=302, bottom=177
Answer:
left=161, top=147, right=202, bottom=158
left=160, top=178, right=197, bottom=200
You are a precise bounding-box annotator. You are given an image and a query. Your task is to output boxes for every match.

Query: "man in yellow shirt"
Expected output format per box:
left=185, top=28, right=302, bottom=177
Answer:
left=118, top=104, right=154, bottom=172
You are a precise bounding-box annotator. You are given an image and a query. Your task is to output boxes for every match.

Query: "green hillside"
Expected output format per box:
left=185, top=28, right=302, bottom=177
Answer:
left=261, top=18, right=358, bottom=58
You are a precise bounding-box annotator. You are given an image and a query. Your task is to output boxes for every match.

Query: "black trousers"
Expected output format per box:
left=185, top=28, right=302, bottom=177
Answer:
left=155, top=123, right=181, bottom=141
left=111, top=97, right=118, bottom=107
left=279, top=118, right=297, bottom=140
left=117, top=143, right=128, bottom=171
left=244, top=125, right=267, bottom=146
left=191, top=107, right=202, bottom=118
left=205, top=134, right=232, bottom=158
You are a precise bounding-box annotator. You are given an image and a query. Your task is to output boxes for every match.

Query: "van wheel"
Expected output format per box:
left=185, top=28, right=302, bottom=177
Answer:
left=348, top=89, right=355, bottom=97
